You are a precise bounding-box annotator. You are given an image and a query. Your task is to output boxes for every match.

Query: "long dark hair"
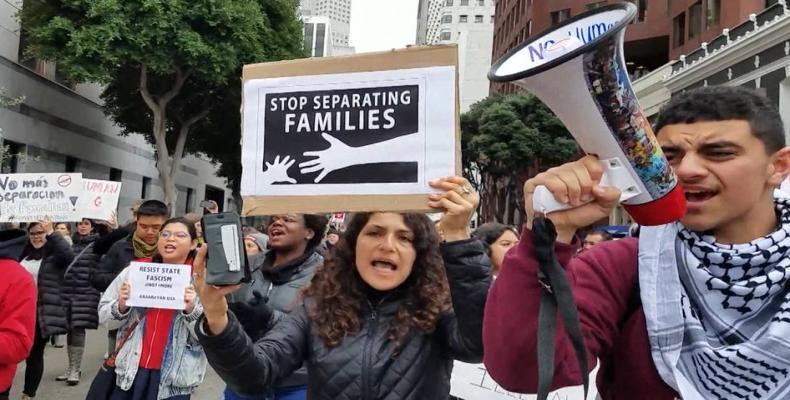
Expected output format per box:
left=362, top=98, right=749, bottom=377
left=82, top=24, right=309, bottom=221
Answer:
left=303, top=212, right=450, bottom=349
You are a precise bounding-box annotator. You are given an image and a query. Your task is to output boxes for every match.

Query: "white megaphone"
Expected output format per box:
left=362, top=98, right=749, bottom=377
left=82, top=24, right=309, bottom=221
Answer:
left=488, top=3, right=685, bottom=226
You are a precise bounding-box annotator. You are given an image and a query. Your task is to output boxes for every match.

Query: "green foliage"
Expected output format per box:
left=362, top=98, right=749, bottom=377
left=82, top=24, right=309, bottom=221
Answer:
left=461, top=93, right=577, bottom=225
left=19, top=0, right=306, bottom=210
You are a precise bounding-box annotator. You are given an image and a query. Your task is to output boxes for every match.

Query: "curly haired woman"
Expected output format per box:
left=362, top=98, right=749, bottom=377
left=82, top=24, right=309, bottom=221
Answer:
left=194, top=176, right=491, bottom=400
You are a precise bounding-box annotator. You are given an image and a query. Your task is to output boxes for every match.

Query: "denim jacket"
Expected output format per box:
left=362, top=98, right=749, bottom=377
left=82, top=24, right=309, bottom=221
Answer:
left=98, top=266, right=207, bottom=400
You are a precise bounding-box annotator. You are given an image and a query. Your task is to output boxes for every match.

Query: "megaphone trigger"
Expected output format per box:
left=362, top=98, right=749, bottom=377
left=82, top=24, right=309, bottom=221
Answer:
left=532, top=158, right=641, bottom=214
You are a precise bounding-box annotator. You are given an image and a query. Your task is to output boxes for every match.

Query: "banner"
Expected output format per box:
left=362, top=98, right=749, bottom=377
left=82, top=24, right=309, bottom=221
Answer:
left=125, top=262, right=192, bottom=310
left=450, top=362, right=599, bottom=400
left=0, top=173, right=83, bottom=222
left=80, top=179, right=122, bottom=221
left=241, top=45, right=460, bottom=215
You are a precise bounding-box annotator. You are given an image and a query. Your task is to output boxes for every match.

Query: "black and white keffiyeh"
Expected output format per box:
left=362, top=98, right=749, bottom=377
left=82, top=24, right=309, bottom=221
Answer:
left=639, top=198, right=790, bottom=400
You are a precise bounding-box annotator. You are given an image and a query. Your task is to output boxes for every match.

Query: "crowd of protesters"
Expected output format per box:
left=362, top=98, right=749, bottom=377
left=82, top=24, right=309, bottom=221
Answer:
left=1, top=86, right=789, bottom=400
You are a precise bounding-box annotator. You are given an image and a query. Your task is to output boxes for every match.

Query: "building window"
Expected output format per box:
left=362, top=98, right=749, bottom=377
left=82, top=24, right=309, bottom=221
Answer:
left=460, top=0, right=469, bottom=5
left=440, top=31, right=452, bottom=40
left=673, top=12, right=686, bottom=48
left=477, top=0, right=485, bottom=5
left=445, top=0, right=453, bottom=5
left=586, top=1, right=607, bottom=10
left=109, top=168, right=122, bottom=182
left=1, top=141, right=24, bottom=174
left=490, top=15, right=495, bottom=23
left=527, top=19, right=532, bottom=35
left=475, top=15, right=484, bottom=23
left=141, top=177, right=151, bottom=198
left=550, top=9, right=571, bottom=25
left=460, top=15, right=468, bottom=22
left=688, top=1, right=702, bottom=39
left=666, top=0, right=672, bottom=16
left=626, top=0, right=648, bottom=22
left=441, top=14, right=452, bottom=23
left=706, top=0, right=720, bottom=28
left=185, top=188, right=194, bottom=214
left=65, top=156, right=79, bottom=173
left=315, top=23, right=326, bottom=57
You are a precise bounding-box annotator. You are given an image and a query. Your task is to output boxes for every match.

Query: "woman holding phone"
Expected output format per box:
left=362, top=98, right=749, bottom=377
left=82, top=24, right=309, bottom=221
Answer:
left=98, top=217, right=206, bottom=400
left=194, top=176, right=491, bottom=399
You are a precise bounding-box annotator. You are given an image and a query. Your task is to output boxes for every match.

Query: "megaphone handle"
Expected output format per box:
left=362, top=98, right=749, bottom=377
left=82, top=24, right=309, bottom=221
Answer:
left=531, top=158, right=641, bottom=214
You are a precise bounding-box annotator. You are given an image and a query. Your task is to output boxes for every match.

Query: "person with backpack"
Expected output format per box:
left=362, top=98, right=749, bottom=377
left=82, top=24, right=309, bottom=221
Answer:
left=483, top=87, right=790, bottom=399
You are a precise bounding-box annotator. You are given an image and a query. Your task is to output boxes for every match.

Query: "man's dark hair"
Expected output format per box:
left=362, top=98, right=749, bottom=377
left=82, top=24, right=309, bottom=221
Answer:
left=136, top=200, right=169, bottom=218
left=304, top=214, right=330, bottom=251
left=588, top=230, right=612, bottom=241
left=654, top=86, right=785, bottom=153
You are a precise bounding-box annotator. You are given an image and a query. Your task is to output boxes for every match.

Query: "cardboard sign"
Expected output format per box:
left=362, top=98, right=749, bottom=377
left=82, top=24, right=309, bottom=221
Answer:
left=125, top=262, right=192, bottom=310
left=450, top=362, right=599, bottom=400
left=241, top=45, right=460, bottom=215
left=80, top=179, right=122, bottom=221
left=0, top=173, right=83, bottom=222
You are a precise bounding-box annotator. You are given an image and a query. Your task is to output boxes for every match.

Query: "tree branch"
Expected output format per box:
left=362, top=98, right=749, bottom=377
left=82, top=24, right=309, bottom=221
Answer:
left=169, top=106, right=210, bottom=182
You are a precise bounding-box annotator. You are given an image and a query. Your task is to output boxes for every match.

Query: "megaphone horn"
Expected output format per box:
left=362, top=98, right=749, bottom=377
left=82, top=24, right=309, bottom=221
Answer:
left=488, top=3, right=685, bottom=226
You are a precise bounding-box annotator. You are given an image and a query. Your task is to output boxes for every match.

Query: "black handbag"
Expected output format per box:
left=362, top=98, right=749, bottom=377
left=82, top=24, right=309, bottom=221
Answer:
left=85, top=315, right=142, bottom=400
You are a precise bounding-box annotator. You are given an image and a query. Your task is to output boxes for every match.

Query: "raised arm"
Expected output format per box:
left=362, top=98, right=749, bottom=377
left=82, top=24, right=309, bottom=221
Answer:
left=437, top=238, right=491, bottom=363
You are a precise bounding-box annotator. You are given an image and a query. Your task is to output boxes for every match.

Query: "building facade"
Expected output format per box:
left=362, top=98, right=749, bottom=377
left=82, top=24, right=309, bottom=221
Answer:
left=0, top=1, right=233, bottom=222
left=417, top=0, right=497, bottom=111
left=300, top=0, right=355, bottom=55
left=304, top=16, right=335, bottom=57
left=491, top=0, right=771, bottom=94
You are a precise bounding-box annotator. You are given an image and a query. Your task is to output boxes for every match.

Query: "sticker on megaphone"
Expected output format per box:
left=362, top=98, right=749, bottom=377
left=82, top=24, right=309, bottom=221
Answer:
left=532, top=158, right=641, bottom=214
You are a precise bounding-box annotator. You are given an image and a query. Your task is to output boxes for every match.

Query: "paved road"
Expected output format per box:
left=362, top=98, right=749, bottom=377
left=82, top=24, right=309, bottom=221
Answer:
left=7, top=328, right=225, bottom=400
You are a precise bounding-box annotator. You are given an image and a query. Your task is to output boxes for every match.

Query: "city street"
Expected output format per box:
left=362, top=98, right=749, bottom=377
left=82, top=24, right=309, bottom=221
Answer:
left=7, top=329, right=225, bottom=400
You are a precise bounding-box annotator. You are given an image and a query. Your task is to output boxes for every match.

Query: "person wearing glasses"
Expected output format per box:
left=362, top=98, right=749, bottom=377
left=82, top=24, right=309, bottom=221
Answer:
left=98, top=217, right=205, bottom=400
left=13, top=219, right=74, bottom=400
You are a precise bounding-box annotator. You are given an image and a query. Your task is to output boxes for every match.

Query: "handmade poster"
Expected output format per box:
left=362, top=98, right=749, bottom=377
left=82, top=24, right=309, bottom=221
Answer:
left=0, top=173, right=83, bottom=222
left=125, top=262, right=192, bottom=310
left=80, top=179, right=122, bottom=221
left=450, top=362, right=599, bottom=400
left=241, top=45, right=460, bottom=215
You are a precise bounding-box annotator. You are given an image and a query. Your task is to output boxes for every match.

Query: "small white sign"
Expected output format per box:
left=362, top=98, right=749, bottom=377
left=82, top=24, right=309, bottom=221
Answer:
left=0, top=173, right=83, bottom=222
left=126, top=262, right=192, bottom=310
left=450, top=362, right=599, bottom=400
left=80, top=179, right=122, bottom=221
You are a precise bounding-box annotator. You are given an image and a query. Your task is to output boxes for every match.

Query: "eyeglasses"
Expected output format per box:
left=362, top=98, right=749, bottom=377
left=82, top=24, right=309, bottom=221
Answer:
left=29, top=231, right=46, bottom=236
left=160, top=230, right=191, bottom=240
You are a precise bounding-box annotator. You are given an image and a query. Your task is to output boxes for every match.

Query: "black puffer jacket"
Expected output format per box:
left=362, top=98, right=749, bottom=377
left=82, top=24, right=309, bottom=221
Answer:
left=20, top=233, right=74, bottom=337
left=91, top=235, right=133, bottom=292
left=62, top=234, right=102, bottom=329
left=199, top=239, right=491, bottom=400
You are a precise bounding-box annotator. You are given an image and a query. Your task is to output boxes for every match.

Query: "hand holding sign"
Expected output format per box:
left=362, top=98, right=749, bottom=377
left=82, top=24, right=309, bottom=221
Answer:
left=428, top=176, right=479, bottom=242
left=118, top=281, right=131, bottom=313
left=184, top=285, right=197, bottom=314
left=299, top=133, right=356, bottom=183
left=39, top=218, right=54, bottom=236
left=261, top=155, right=297, bottom=185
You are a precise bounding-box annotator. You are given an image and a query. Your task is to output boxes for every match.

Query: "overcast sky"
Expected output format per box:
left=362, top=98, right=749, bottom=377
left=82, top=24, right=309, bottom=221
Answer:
left=349, top=0, right=420, bottom=53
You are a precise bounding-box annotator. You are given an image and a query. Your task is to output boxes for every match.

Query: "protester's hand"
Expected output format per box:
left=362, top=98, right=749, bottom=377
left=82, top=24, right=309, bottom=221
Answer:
left=118, top=281, right=131, bottom=313
left=192, top=245, right=240, bottom=335
left=108, top=211, right=119, bottom=229
left=299, top=133, right=355, bottom=183
left=227, top=290, right=274, bottom=337
left=524, top=155, right=620, bottom=243
left=428, top=176, right=479, bottom=242
left=261, top=155, right=297, bottom=185
left=184, top=285, right=197, bottom=314
left=39, top=218, right=54, bottom=236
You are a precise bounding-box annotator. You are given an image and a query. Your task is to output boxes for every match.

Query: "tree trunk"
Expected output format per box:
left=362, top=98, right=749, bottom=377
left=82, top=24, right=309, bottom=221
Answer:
left=138, top=65, right=190, bottom=215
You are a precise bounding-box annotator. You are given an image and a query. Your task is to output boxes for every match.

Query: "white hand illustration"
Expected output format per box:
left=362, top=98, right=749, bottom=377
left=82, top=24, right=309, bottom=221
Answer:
left=299, top=133, right=356, bottom=183
left=262, top=155, right=297, bottom=184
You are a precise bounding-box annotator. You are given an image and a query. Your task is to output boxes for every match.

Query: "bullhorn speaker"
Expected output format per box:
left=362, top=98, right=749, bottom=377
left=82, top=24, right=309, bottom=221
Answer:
left=488, top=3, right=685, bottom=226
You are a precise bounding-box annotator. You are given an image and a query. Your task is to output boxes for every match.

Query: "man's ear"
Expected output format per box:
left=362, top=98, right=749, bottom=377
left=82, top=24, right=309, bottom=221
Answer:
left=768, top=146, right=790, bottom=187
left=305, top=229, right=315, bottom=241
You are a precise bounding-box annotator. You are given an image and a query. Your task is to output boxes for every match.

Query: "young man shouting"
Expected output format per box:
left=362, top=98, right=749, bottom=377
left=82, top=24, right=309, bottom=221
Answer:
left=483, top=86, right=790, bottom=399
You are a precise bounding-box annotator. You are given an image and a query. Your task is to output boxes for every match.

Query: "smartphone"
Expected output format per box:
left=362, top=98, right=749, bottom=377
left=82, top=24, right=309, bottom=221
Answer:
left=201, top=212, right=250, bottom=286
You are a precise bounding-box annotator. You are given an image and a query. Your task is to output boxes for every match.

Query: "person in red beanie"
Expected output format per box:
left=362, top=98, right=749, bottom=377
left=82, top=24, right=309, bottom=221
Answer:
left=0, top=228, right=37, bottom=400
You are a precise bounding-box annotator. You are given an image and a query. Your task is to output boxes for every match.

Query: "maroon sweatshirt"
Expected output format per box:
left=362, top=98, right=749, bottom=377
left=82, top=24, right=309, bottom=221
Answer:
left=483, top=228, right=679, bottom=399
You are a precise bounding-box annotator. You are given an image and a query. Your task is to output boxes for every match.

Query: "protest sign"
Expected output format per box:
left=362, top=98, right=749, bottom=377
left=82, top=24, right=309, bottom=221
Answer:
left=0, top=173, right=83, bottom=222
left=450, top=362, right=599, bottom=400
left=241, top=45, right=460, bottom=215
left=125, top=261, right=192, bottom=310
left=80, top=179, right=122, bottom=221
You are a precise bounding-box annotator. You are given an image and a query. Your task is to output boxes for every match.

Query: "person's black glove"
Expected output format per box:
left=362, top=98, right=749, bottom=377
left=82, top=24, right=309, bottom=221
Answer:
left=227, top=290, right=274, bottom=341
